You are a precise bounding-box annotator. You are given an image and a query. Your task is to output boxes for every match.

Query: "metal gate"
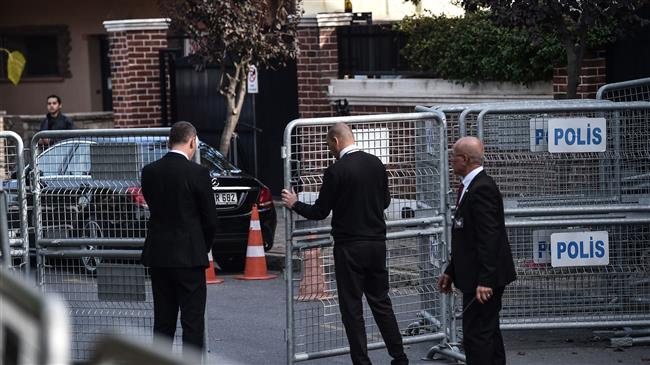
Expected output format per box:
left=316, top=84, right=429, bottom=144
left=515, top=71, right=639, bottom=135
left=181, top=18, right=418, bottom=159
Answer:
left=30, top=128, right=174, bottom=361
left=282, top=112, right=449, bottom=363
left=0, top=131, right=29, bottom=270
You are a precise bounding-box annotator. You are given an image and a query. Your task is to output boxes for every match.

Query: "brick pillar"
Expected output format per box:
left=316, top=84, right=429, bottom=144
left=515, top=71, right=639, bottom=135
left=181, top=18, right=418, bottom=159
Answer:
left=553, top=50, right=607, bottom=99
left=103, top=19, right=169, bottom=128
left=296, top=14, right=351, bottom=118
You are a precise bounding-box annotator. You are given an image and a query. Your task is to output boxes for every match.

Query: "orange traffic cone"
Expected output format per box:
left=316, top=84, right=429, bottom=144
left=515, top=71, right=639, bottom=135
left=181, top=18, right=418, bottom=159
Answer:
left=205, top=250, right=224, bottom=285
left=296, top=248, right=333, bottom=301
left=235, top=205, right=277, bottom=280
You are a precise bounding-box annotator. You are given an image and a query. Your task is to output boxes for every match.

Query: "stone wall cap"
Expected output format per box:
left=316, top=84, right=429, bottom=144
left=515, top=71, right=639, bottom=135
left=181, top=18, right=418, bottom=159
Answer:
left=103, top=18, right=170, bottom=32
left=298, top=15, right=318, bottom=28
left=316, top=12, right=353, bottom=27
left=328, top=78, right=553, bottom=106
left=5, top=111, right=114, bottom=122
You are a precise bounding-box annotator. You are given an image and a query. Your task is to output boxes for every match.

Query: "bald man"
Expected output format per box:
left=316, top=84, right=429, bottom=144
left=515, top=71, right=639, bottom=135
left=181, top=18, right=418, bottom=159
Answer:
left=437, top=137, right=516, bottom=365
left=282, top=123, right=408, bottom=365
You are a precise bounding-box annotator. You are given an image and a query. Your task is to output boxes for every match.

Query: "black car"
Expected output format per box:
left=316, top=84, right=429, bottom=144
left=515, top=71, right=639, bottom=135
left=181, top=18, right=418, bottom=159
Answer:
left=4, top=137, right=276, bottom=271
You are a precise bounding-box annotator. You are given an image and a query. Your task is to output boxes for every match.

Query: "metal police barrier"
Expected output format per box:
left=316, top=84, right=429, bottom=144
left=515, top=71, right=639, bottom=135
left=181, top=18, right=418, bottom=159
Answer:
left=475, top=102, right=650, bottom=204
left=597, top=77, right=650, bottom=102
left=0, top=131, right=29, bottom=271
left=445, top=101, right=650, bottom=359
left=0, top=267, right=69, bottom=365
left=282, top=112, right=449, bottom=363
left=29, top=128, right=187, bottom=361
left=430, top=100, right=611, bottom=203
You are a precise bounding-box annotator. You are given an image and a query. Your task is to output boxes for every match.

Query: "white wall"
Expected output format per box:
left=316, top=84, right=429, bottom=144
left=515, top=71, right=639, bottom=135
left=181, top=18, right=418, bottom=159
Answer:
left=302, top=0, right=463, bottom=20
left=0, top=0, right=160, bottom=115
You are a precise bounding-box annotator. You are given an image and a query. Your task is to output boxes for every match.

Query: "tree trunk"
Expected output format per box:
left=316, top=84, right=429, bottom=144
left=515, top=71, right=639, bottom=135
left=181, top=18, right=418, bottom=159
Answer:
left=563, top=34, right=587, bottom=100
left=219, top=64, right=249, bottom=157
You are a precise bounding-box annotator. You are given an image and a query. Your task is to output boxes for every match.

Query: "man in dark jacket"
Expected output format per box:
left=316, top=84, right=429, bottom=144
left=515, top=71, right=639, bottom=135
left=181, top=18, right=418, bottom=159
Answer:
left=282, top=122, right=408, bottom=365
left=41, top=95, right=73, bottom=131
left=437, top=136, right=517, bottom=365
left=141, top=121, right=217, bottom=354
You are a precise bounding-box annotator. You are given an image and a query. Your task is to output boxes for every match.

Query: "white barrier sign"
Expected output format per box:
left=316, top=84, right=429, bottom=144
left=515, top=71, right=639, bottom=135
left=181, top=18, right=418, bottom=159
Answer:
left=547, top=118, right=606, bottom=153
left=551, top=231, right=609, bottom=267
left=532, top=229, right=552, bottom=264
left=529, top=118, right=548, bottom=152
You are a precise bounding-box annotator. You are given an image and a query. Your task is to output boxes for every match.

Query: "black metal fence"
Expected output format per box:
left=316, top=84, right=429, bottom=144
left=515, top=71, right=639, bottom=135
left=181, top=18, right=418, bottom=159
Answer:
left=337, top=24, right=413, bottom=78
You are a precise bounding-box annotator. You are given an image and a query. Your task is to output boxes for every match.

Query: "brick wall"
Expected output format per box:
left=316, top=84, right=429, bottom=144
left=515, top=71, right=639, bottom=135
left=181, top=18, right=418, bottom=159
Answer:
left=553, top=50, right=607, bottom=99
left=104, top=19, right=169, bottom=128
left=297, top=25, right=336, bottom=118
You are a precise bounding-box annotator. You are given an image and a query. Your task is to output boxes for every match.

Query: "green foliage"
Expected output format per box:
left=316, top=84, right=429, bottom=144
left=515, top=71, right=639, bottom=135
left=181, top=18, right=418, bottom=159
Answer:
left=396, top=12, right=564, bottom=84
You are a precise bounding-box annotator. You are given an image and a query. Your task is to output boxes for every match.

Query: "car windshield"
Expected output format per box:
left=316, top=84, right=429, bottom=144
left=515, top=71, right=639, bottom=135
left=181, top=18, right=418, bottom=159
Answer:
left=37, top=142, right=91, bottom=176
left=200, top=144, right=240, bottom=174
left=36, top=140, right=239, bottom=178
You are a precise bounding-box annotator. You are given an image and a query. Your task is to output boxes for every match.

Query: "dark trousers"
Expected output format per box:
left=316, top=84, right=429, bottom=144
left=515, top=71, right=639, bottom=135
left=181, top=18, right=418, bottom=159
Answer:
left=150, top=267, right=207, bottom=354
left=334, top=241, right=408, bottom=365
left=462, top=287, right=506, bottom=365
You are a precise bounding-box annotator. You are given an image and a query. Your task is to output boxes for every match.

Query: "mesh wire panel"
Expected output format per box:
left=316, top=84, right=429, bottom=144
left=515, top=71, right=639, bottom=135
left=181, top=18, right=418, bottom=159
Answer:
left=288, top=118, right=444, bottom=223
left=41, top=256, right=154, bottom=360
left=31, top=132, right=188, bottom=361
left=0, top=132, right=28, bottom=268
left=449, top=220, right=650, bottom=343
left=598, top=78, right=650, bottom=102
left=32, top=136, right=168, bottom=242
left=292, top=233, right=444, bottom=355
left=286, top=115, right=447, bottom=359
left=480, top=109, right=650, bottom=206
left=504, top=221, right=650, bottom=323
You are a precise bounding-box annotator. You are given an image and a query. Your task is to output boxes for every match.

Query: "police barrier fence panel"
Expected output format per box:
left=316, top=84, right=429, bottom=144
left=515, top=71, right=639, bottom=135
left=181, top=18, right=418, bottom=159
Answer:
left=415, top=101, right=650, bottom=362
left=282, top=112, right=449, bottom=363
left=30, top=128, right=182, bottom=361
left=430, top=100, right=611, bottom=205
left=0, top=131, right=29, bottom=271
left=475, top=102, right=650, bottom=206
left=469, top=102, right=650, bottom=328
left=597, top=77, right=650, bottom=102
left=0, top=267, right=69, bottom=365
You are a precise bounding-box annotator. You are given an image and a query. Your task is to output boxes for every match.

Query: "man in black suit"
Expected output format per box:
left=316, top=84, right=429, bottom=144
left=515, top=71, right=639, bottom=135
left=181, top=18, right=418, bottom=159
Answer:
left=437, top=136, right=516, bottom=365
left=141, top=121, right=217, bottom=354
left=281, top=122, right=408, bottom=365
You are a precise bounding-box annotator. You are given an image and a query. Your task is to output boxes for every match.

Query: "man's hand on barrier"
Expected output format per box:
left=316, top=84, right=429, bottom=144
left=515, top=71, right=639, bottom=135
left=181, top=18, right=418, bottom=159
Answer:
left=476, top=285, right=493, bottom=304
left=437, top=274, right=452, bottom=294
left=281, top=188, right=298, bottom=209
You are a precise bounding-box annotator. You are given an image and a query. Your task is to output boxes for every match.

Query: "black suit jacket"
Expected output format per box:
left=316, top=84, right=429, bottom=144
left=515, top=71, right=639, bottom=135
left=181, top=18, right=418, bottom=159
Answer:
left=444, top=170, right=516, bottom=293
left=292, top=150, right=390, bottom=244
left=140, top=152, right=218, bottom=268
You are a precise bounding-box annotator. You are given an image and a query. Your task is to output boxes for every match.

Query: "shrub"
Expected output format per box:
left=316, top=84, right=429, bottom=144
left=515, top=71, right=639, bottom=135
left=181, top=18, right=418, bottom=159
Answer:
left=395, top=12, right=564, bottom=84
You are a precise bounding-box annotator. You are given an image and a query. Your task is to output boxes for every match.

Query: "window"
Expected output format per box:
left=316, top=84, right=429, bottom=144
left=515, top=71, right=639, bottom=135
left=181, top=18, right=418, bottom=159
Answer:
left=0, top=26, right=71, bottom=80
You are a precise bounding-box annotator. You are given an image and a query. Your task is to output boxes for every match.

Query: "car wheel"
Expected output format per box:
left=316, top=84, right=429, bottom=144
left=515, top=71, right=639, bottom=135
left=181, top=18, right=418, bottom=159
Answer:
left=214, top=254, right=245, bottom=272
left=80, top=220, right=103, bottom=274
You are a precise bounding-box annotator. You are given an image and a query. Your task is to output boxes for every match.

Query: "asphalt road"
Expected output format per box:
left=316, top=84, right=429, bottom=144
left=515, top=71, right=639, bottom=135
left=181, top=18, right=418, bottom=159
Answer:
left=203, top=271, right=650, bottom=365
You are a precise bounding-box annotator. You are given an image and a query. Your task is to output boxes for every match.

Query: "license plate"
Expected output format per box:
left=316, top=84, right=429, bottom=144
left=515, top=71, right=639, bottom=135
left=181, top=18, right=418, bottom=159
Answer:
left=214, top=192, right=238, bottom=206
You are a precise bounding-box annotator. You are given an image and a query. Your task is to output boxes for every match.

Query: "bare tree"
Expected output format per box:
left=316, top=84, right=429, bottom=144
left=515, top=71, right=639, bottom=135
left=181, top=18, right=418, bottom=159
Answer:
left=160, top=0, right=301, bottom=155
